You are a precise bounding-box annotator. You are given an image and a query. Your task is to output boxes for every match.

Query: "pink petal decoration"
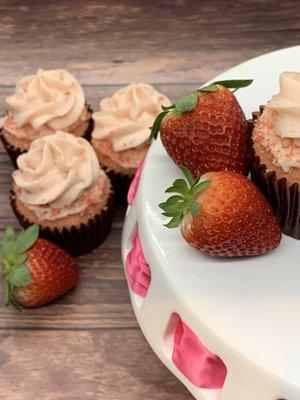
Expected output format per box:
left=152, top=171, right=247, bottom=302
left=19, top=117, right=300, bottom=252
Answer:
left=125, top=230, right=151, bottom=297
left=172, top=317, right=227, bottom=389
left=127, top=157, right=145, bottom=205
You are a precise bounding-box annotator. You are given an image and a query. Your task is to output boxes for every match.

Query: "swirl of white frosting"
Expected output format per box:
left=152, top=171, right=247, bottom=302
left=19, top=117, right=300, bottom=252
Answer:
left=267, top=72, right=300, bottom=141
left=92, top=83, right=171, bottom=151
left=13, top=131, right=100, bottom=208
left=5, top=69, right=85, bottom=131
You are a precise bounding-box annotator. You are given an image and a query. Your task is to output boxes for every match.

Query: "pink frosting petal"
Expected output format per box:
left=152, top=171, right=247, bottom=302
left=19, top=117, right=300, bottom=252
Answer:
left=127, top=156, right=145, bottom=205
left=125, top=231, right=151, bottom=297
left=172, top=318, right=227, bottom=389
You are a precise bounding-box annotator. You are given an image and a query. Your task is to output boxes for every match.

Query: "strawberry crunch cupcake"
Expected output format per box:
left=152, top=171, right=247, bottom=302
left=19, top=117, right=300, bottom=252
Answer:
left=251, top=71, right=300, bottom=239
left=91, top=83, right=170, bottom=200
left=11, top=131, right=113, bottom=256
left=0, top=69, right=93, bottom=166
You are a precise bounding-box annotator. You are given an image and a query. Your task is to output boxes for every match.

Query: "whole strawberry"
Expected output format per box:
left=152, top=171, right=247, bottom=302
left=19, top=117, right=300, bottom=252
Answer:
left=151, top=80, right=253, bottom=176
left=160, top=167, right=281, bottom=257
left=0, top=225, right=79, bottom=308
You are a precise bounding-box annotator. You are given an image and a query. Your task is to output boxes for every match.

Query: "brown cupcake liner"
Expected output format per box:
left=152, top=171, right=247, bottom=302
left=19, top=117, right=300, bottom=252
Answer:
left=0, top=104, right=94, bottom=168
left=250, top=107, right=300, bottom=240
left=102, top=167, right=133, bottom=204
left=10, top=190, right=114, bottom=257
left=81, top=104, right=94, bottom=142
left=0, top=133, right=22, bottom=168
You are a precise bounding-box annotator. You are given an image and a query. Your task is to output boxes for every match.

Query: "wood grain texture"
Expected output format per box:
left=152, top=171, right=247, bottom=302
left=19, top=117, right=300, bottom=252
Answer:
left=0, top=0, right=299, bottom=85
left=0, top=0, right=299, bottom=398
left=0, top=330, right=190, bottom=399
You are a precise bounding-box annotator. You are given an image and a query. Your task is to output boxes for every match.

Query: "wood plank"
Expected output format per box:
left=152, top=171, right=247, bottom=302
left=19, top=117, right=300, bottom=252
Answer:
left=0, top=289, right=138, bottom=330
left=0, top=329, right=192, bottom=399
left=0, top=0, right=299, bottom=85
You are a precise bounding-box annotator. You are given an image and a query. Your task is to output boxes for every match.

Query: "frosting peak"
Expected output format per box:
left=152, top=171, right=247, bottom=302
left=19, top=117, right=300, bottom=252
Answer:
left=5, top=69, right=85, bottom=131
left=92, top=83, right=170, bottom=152
left=267, top=71, right=300, bottom=139
left=13, top=131, right=100, bottom=208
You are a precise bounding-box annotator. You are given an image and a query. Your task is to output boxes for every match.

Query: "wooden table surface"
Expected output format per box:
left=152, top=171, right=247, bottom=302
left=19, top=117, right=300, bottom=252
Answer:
left=0, top=1, right=299, bottom=399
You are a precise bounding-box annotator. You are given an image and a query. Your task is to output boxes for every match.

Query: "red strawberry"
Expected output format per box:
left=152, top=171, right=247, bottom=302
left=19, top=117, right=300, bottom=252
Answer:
left=151, top=80, right=253, bottom=176
left=160, top=167, right=281, bottom=257
left=0, top=225, right=79, bottom=308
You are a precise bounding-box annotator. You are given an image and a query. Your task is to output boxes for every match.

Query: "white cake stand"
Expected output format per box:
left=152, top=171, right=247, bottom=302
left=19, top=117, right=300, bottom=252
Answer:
left=122, top=46, right=300, bottom=400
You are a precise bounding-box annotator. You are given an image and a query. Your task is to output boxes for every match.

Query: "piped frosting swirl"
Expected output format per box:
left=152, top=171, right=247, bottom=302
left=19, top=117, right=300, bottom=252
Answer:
left=267, top=71, right=300, bottom=142
left=13, top=131, right=100, bottom=208
left=92, top=83, right=170, bottom=152
left=3, top=69, right=85, bottom=132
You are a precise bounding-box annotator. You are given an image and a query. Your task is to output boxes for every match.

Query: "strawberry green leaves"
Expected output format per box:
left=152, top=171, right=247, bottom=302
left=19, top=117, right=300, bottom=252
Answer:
left=0, top=227, right=15, bottom=263
left=13, top=224, right=39, bottom=254
left=174, top=91, right=198, bottom=114
left=4, top=227, right=15, bottom=246
left=0, top=225, right=39, bottom=307
left=10, top=265, right=31, bottom=287
left=159, top=166, right=211, bottom=228
left=150, top=110, right=170, bottom=140
left=164, top=214, right=182, bottom=229
left=150, top=79, right=253, bottom=140
left=181, top=165, right=195, bottom=187
left=200, top=79, right=253, bottom=93
left=165, top=179, right=189, bottom=195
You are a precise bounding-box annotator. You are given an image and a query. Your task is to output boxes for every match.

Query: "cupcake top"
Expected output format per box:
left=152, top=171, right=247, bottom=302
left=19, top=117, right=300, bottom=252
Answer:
left=253, top=71, right=300, bottom=172
left=92, top=83, right=171, bottom=152
left=267, top=72, right=300, bottom=141
left=13, top=131, right=104, bottom=220
left=1, top=69, right=86, bottom=139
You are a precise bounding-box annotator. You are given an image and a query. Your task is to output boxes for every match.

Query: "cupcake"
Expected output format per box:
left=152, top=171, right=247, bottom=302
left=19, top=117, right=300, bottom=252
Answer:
left=11, top=131, right=113, bottom=257
left=251, top=71, right=300, bottom=239
left=0, top=69, right=93, bottom=166
left=91, top=83, right=170, bottom=201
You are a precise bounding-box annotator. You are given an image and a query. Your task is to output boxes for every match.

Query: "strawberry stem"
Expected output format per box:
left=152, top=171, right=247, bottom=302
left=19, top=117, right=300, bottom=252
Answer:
left=150, top=110, right=170, bottom=140
left=159, top=167, right=211, bottom=228
left=162, top=104, right=175, bottom=111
